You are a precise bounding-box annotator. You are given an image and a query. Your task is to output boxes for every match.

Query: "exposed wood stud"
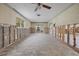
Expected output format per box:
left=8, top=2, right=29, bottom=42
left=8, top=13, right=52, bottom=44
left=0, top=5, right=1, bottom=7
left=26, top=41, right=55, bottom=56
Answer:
left=60, top=26, right=62, bottom=40
left=73, top=24, right=76, bottom=47
left=9, top=25, right=11, bottom=44
left=61, top=25, right=65, bottom=41
left=17, top=28, right=18, bottom=40
left=67, top=24, right=70, bottom=45
left=55, top=26, right=56, bottom=38
left=14, top=26, right=15, bottom=42
left=2, top=26, right=4, bottom=47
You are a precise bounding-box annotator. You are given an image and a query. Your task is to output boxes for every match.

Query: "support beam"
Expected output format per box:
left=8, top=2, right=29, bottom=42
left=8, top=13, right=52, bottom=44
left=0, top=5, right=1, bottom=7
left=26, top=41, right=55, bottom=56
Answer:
left=67, top=24, right=70, bottom=45
left=61, top=25, right=65, bottom=41
left=73, top=24, right=76, bottom=47
left=9, top=25, right=11, bottom=44
left=2, top=26, right=4, bottom=47
left=59, top=26, right=61, bottom=40
left=55, top=26, right=56, bottom=38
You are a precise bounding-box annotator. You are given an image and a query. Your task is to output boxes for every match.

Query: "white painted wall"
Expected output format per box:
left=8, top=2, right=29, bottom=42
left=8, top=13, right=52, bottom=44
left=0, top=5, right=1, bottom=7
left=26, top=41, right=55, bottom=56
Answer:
left=0, top=4, right=31, bottom=28
left=0, top=4, right=16, bottom=25
left=48, top=4, right=79, bottom=26
left=31, top=22, right=48, bottom=32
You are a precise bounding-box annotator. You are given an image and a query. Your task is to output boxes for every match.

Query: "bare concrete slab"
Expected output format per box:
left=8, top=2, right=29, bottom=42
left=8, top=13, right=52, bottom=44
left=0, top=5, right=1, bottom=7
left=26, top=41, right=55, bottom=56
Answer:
left=5, top=33, right=79, bottom=56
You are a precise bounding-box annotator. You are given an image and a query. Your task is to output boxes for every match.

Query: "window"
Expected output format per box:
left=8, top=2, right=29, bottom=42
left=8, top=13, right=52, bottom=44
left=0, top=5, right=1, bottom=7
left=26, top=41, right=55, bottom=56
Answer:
left=16, top=17, right=24, bottom=27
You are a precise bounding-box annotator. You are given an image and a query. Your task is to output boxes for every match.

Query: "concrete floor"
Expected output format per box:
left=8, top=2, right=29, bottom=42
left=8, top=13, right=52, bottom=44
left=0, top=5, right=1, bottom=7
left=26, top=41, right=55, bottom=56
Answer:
left=5, top=33, right=79, bottom=56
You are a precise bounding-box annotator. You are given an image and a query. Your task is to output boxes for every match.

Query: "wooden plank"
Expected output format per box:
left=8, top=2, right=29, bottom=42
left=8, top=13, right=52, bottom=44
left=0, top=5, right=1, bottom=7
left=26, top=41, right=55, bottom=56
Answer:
left=4, top=26, right=9, bottom=47
left=60, top=26, right=62, bottom=40
left=67, top=24, right=70, bottom=45
left=58, top=26, right=60, bottom=39
left=56, top=26, right=59, bottom=39
left=14, top=27, right=18, bottom=41
left=9, top=25, right=11, bottom=44
left=73, top=24, right=76, bottom=47
left=2, top=26, right=4, bottom=47
left=55, top=26, right=56, bottom=38
left=59, top=26, right=61, bottom=39
left=17, top=28, right=19, bottom=40
left=10, top=26, right=15, bottom=43
left=14, top=26, right=15, bottom=42
left=0, top=25, right=4, bottom=48
left=61, top=25, right=65, bottom=41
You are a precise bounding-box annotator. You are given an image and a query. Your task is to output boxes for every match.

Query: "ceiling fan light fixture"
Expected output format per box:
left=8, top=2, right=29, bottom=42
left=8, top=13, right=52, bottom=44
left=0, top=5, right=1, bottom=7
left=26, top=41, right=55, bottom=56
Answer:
left=37, top=14, right=40, bottom=16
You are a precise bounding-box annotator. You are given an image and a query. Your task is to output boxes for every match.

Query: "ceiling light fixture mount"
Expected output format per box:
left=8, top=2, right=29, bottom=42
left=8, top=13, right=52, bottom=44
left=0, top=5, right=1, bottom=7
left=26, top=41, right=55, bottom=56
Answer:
left=37, top=14, right=40, bottom=16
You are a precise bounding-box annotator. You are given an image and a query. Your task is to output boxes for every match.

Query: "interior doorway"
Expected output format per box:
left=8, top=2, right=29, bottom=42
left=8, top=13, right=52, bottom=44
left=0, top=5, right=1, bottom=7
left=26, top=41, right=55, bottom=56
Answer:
left=36, top=25, right=43, bottom=32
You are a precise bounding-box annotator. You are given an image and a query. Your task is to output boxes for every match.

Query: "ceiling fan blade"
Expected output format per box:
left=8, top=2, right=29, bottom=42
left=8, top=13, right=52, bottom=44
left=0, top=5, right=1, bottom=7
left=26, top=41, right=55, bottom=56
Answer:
left=42, top=4, right=51, bottom=9
left=34, top=3, right=41, bottom=12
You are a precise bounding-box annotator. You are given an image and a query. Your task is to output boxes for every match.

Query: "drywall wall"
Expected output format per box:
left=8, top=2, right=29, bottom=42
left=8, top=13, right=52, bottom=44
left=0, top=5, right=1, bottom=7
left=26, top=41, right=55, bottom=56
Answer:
left=0, top=4, right=31, bottom=28
left=0, top=4, right=16, bottom=25
left=31, top=22, right=48, bottom=28
left=48, top=4, right=79, bottom=26
left=31, top=22, right=48, bottom=32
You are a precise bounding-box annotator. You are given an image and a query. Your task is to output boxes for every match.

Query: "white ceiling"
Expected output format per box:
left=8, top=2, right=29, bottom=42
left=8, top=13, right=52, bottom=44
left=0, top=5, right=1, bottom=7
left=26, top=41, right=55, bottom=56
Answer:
left=8, top=3, right=72, bottom=22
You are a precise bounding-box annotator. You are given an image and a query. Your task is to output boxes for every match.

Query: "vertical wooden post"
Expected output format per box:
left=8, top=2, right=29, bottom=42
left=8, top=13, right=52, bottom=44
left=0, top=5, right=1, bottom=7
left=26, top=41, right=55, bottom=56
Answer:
left=14, top=26, right=15, bottom=42
left=62, top=25, right=65, bottom=41
left=73, top=24, right=76, bottom=47
left=20, top=29, right=21, bottom=40
left=55, top=26, right=56, bottom=38
left=53, top=24, right=56, bottom=38
left=57, top=26, right=59, bottom=38
left=9, top=25, right=11, bottom=44
left=67, top=24, right=70, bottom=45
left=60, top=26, right=62, bottom=40
left=17, top=28, right=18, bottom=40
left=2, top=26, right=4, bottom=47
left=58, top=26, right=60, bottom=38
left=58, top=26, right=60, bottom=39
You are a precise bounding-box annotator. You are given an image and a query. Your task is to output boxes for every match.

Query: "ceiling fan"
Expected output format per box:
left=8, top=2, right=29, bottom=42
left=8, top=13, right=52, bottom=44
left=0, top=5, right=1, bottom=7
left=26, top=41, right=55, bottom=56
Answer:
left=33, top=3, right=52, bottom=12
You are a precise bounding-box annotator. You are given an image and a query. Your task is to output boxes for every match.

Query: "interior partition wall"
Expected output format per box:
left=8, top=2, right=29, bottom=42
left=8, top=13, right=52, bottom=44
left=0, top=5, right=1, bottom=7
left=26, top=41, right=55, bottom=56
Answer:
left=54, top=23, right=79, bottom=49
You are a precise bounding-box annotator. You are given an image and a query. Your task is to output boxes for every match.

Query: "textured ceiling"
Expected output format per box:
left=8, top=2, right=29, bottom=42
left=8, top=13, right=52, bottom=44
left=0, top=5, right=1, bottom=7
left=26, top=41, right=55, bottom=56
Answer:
left=8, top=3, right=72, bottom=22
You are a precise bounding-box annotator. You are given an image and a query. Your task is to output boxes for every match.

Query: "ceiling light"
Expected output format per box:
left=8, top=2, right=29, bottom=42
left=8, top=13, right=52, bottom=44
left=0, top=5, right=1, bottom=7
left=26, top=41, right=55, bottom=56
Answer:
left=37, top=14, right=40, bottom=16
